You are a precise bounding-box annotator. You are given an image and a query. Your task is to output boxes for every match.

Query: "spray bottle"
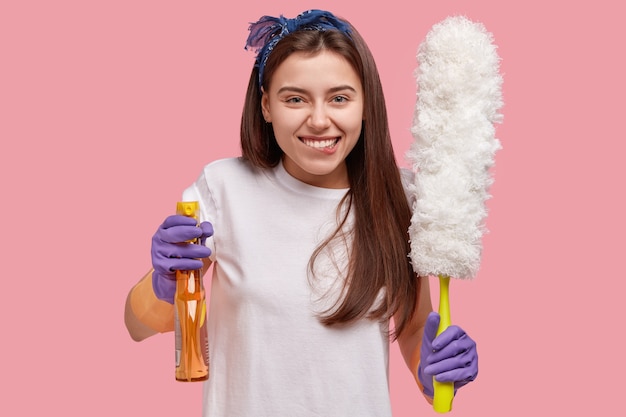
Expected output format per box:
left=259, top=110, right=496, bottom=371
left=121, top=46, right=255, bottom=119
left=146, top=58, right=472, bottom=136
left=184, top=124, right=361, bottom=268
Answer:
left=174, top=201, right=209, bottom=382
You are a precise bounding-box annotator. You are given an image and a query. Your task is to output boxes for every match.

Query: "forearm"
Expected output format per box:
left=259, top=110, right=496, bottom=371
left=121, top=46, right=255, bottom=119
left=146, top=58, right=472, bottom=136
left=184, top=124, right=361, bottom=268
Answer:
left=395, top=275, right=434, bottom=402
left=124, top=270, right=175, bottom=341
left=398, top=323, right=433, bottom=403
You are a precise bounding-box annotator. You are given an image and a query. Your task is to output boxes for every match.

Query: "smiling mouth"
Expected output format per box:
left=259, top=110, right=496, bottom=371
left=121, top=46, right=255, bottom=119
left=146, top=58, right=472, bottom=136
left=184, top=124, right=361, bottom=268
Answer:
left=300, top=137, right=340, bottom=149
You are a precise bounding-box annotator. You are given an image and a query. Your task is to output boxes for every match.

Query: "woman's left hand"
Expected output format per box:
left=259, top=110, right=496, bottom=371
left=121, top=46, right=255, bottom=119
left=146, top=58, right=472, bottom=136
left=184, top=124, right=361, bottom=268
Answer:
left=418, top=312, right=478, bottom=395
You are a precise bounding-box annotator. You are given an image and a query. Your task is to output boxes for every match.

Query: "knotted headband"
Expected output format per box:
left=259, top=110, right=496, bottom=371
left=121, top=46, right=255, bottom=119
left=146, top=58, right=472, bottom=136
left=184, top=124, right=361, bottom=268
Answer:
left=245, top=9, right=352, bottom=90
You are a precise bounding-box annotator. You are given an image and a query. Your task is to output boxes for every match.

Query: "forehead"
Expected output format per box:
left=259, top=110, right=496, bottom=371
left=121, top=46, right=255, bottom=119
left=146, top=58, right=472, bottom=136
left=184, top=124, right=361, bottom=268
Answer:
left=269, top=50, right=362, bottom=92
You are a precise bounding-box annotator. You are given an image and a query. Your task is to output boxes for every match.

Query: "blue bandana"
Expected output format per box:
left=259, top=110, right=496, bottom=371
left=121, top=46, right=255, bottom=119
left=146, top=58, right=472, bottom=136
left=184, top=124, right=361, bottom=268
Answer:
left=245, top=9, right=352, bottom=91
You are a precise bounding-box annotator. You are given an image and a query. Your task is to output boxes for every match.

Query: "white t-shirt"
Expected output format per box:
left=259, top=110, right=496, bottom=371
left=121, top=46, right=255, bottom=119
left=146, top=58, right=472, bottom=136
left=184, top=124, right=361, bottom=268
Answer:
left=183, top=158, right=411, bottom=417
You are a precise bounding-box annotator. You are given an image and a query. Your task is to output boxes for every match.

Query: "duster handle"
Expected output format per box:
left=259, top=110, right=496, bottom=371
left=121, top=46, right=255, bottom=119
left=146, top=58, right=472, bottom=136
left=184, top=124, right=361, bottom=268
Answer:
left=433, top=275, right=454, bottom=413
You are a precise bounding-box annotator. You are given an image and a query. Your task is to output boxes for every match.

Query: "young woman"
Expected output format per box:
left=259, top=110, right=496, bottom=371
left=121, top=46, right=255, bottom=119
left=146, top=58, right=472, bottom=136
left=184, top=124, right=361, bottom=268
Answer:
left=125, top=10, right=478, bottom=416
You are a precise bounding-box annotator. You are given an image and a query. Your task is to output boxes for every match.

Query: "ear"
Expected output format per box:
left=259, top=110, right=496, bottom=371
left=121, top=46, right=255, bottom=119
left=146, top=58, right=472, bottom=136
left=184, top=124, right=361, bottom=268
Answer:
left=261, top=87, right=271, bottom=123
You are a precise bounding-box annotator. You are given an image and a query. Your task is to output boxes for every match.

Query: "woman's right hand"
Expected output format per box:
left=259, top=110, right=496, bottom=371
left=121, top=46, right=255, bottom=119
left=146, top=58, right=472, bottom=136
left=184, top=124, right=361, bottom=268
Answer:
left=151, top=215, right=213, bottom=303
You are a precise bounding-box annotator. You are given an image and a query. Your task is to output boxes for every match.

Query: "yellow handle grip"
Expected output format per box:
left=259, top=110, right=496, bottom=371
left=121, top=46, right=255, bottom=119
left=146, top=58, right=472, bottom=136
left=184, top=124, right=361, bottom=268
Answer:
left=433, top=275, right=454, bottom=413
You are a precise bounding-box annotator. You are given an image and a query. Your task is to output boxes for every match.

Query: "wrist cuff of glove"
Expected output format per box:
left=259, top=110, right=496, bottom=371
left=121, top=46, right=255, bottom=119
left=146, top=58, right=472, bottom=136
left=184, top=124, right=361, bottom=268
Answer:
left=129, top=272, right=175, bottom=333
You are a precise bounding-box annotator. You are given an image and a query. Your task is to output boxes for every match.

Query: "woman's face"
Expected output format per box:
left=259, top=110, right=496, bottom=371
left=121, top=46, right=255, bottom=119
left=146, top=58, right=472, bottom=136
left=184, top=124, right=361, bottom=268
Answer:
left=261, top=50, right=364, bottom=189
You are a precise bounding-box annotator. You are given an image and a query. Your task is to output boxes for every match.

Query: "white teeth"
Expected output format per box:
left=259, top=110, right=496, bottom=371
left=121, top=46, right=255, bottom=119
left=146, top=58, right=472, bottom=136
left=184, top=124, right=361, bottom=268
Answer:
left=302, top=138, right=338, bottom=149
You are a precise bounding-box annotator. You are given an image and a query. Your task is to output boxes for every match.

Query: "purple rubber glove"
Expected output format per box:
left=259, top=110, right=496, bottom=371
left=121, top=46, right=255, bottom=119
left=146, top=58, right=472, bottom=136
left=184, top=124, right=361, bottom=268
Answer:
left=417, top=312, right=478, bottom=397
left=151, top=215, right=213, bottom=304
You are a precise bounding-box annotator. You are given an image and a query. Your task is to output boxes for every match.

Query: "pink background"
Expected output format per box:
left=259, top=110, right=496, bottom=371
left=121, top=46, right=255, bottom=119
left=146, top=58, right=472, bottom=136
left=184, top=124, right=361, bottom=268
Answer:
left=1, top=0, right=624, bottom=415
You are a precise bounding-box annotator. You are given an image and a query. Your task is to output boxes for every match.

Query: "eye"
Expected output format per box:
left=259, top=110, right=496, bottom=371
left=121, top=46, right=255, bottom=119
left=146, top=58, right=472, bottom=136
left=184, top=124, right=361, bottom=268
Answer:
left=286, top=96, right=304, bottom=104
left=332, top=96, right=348, bottom=103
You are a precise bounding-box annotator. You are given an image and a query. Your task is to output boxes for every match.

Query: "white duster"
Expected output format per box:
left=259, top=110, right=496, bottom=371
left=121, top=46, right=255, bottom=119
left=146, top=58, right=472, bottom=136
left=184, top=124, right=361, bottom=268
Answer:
left=407, top=15, right=504, bottom=280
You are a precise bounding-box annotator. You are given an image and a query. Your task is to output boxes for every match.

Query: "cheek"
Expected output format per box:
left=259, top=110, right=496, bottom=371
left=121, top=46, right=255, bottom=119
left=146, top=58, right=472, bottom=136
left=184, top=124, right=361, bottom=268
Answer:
left=269, top=116, right=299, bottom=147
left=345, top=109, right=364, bottom=134
left=271, top=111, right=297, bottom=134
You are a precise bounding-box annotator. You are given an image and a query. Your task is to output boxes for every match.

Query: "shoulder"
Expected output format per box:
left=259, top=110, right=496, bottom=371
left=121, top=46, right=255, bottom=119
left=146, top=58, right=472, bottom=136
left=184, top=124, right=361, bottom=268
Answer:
left=195, top=157, right=270, bottom=186
left=201, top=157, right=256, bottom=177
left=183, top=158, right=267, bottom=220
left=192, top=157, right=279, bottom=195
left=183, top=158, right=253, bottom=202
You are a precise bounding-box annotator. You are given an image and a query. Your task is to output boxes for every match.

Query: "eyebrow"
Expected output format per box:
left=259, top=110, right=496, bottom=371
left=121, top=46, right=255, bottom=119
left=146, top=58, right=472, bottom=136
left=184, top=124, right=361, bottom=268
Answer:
left=276, top=85, right=358, bottom=95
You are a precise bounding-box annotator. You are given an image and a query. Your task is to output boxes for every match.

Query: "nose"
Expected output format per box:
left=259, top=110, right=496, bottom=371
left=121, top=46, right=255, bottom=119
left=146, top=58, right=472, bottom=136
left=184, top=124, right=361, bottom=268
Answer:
left=307, top=103, right=331, bottom=130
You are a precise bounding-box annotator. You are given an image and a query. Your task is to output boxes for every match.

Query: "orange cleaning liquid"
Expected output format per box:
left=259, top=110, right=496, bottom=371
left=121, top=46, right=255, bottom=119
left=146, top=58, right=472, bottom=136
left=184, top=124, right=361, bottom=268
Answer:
left=174, top=201, right=209, bottom=382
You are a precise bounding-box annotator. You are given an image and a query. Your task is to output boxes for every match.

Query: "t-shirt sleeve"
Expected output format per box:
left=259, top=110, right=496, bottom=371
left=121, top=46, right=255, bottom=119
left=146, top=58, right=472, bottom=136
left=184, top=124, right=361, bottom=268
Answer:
left=182, top=171, right=217, bottom=262
left=399, top=167, right=418, bottom=210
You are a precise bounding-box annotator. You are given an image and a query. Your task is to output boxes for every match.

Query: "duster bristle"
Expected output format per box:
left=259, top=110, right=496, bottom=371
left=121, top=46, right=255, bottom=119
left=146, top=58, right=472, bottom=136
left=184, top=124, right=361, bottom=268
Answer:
left=406, top=16, right=503, bottom=280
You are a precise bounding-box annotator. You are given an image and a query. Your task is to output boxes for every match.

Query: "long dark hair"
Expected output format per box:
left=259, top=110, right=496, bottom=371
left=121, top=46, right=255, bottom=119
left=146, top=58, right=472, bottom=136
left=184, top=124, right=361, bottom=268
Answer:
left=240, top=22, right=419, bottom=339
